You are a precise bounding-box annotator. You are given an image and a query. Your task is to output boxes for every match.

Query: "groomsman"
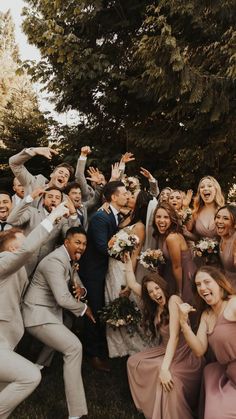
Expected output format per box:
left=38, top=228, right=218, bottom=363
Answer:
left=23, top=226, right=95, bottom=419
left=0, top=203, right=69, bottom=419
left=0, top=192, right=12, bottom=231
left=11, top=177, right=24, bottom=207
left=9, top=146, right=74, bottom=207
left=79, top=181, right=128, bottom=371
left=7, top=187, right=80, bottom=277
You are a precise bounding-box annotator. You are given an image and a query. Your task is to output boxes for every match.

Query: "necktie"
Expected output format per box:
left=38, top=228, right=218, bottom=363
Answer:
left=117, top=212, right=122, bottom=225
left=77, top=209, right=84, bottom=226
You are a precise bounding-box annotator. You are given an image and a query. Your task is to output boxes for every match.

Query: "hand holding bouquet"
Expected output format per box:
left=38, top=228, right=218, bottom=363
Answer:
left=98, top=295, right=142, bottom=336
left=193, top=237, right=219, bottom=265
left=108, top=229, right=139, bottom=262
left=138, top=248, right=165, bottom=272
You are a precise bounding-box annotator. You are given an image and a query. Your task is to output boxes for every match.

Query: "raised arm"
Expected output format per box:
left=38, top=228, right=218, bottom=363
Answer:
left=75, top=146, right=94, bottom=201
left=178, top=303, right=208, bottom=357
left=124, top=255, right=142, bottom=296
left=9, top=147, right=57, bottom=193
left=0, top=203, right=69, bottom=278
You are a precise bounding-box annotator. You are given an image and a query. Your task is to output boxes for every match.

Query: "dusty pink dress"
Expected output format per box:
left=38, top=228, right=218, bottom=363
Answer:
left=219, top=232, right=236, bottom=289
left=127, top=324, right=204, bottom=419
left=203, top=310, right=236, bottom=419
left=158, top=239, right=196, bottom=304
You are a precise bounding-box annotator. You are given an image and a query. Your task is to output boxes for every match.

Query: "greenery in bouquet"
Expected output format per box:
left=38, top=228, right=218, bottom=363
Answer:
left=108, top=230, right=139, bottom=261
left=98, top=296, right=142, bottom=336
left=227, top=184, right=236, bottom=204
left=138, top=248, right=165, bottom=272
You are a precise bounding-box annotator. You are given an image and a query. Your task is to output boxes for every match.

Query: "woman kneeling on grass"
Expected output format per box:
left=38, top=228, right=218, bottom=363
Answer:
left=125, top=255, right=204, bottom=419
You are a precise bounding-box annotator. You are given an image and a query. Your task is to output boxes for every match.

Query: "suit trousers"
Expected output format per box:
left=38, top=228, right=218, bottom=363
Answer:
left=0, top=349, right=41, bottom=419
left=26, top=323, right=87, bottom=417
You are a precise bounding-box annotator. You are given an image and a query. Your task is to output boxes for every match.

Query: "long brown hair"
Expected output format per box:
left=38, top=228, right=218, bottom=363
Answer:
left=152, top=202, right=183, bottom=239
left=141, top=273, right=170, bottom=339
left=192, top=265, right=235, bottom=319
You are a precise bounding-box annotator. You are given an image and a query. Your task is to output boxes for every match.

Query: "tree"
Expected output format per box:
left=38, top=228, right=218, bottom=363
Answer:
left=0, top=10, right=51, bottom=189
left=22, top=0, right=236, bottom=190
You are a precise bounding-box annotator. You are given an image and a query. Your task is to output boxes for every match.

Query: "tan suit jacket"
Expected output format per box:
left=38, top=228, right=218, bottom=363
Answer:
left=0, top=222, right=52, bottom=350
left=7, top=198, right=80, bottom=276
left=23, top=246, right=86, bottom=327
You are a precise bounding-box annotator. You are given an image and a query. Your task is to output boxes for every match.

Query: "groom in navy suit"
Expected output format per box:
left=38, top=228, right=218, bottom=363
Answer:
left=79, top=181, right=128, bottom=371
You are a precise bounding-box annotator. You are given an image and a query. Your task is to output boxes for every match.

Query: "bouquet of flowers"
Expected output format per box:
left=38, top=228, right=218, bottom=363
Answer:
left=178, top=207, right=192, bottom=225
left=108, top=229, right=139, bottom=261
left=138, top=248, right=165, bottom=272
left=98, top=296, right=142, bottom=336
left=227, top=184, right=236, bottom=204
left=193, top=237, right=219, bottom=265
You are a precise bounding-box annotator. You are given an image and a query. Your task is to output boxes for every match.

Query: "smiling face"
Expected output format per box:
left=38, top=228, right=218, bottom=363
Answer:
left=199, top=178, right=216, bottom=204
left=50, top=167, right=70, bottom=190
left=215, top=207, right=235, bottom=238
left=154, top=207, right=171, bottom=234
left=43, top=189, right=62, bottom=213
left=0, top=194, right=12, bottom=221
left=64, top=233, right=87, bottom=261
left=195, top=271, right=222, bottom=306
left=159, top=188, right=171, bottom=203
left=13, top=178, right=24, bottom=199
left=68, top=187, right=82, bottom=209
left=146, top=281, right=166, bottom=306
left=168, top=191, right=183, bottom=211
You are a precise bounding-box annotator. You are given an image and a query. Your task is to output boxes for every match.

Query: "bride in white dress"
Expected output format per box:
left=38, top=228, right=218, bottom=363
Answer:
left=105, top=190, right=153, bottom=358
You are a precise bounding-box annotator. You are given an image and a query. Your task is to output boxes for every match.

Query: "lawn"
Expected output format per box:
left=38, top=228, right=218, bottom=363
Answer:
left=11, top=353, right=145, bottom=419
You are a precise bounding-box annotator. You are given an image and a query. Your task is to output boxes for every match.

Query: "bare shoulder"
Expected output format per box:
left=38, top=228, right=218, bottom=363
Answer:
left=132, top=222, right=145, bottom=237
left=166, top=232, right=179, bottom=242
left=168, top=294, right=182, bottom=308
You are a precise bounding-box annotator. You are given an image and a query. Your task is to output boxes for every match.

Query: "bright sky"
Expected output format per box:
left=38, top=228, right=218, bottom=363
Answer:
left=0, top=0, right=79, bottom=125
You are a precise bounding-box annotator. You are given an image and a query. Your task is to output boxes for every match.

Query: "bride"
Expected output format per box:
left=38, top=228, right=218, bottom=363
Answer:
left=105, top=190, right=152, bottom=358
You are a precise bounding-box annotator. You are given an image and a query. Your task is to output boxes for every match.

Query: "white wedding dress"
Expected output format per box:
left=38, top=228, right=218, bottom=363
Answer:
left=105, top=226, right=149, bottom=358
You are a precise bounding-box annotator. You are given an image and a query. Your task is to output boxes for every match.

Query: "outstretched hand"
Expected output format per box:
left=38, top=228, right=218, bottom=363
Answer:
left=140, top=167, right=154, bottom=181
left=120, top=152, right=135, bottom=164
left=34, top=147, right=58, bottom=160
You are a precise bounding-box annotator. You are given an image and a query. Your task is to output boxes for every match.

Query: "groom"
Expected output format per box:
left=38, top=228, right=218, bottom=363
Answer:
left=79, top=181, right=128, bottom=371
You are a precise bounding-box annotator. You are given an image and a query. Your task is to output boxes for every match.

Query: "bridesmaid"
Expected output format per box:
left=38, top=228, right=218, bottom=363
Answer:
left=178, top=266, right=236, bottom=419
left=186, top=176, right=225, bottom=241
left=152, top=202, right=196, bottom=302
left=158, top=187, right=172, bottom=203
left=125, top=257, right=204, bottom=419
left=215, top=205, right=236, bottom=288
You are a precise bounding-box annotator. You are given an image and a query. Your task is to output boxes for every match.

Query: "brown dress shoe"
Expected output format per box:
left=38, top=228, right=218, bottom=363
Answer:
left=90, top=356, right=110, bottom=372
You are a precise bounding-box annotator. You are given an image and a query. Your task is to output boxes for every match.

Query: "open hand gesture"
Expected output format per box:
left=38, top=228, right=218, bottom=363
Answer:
left=86, top=167, right=105, bottom=184
left=34, top=147, right=58, bottom=160
left=120, top=152, right=135, bottom=164
left=140, top=167, right=154, bottom=181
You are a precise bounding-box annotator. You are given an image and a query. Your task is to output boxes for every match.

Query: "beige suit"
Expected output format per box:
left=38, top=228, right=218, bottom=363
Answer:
left=23, top=246, right=88, bottom=417
left=0, top=221, right=53, bottom=419
left=7, top=198, right=80, bottom=277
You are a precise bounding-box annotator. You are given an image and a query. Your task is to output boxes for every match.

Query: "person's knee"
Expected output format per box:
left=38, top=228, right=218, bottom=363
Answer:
left=23, top=365, right=41, bottom=388
left=66, top=338, right=83, bottom=358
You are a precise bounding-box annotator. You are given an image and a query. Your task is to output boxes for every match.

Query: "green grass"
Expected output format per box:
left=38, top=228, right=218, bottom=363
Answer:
left=11, top=354, right=144, bottom=419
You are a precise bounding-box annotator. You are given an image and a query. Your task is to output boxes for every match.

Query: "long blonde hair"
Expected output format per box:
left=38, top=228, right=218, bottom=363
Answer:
left=193, top=176, right=225, bottom=216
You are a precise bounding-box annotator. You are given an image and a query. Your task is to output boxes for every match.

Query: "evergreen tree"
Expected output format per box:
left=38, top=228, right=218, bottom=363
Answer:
left=22, top=0, right=236, bottom=189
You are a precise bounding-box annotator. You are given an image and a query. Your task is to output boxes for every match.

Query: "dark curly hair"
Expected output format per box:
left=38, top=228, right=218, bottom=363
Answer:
left=141, top=273, right=170, bottom=340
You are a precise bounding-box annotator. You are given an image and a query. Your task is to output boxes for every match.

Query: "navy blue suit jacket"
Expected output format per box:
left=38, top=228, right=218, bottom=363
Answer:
left=79, top=209, right=118, bottom=284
